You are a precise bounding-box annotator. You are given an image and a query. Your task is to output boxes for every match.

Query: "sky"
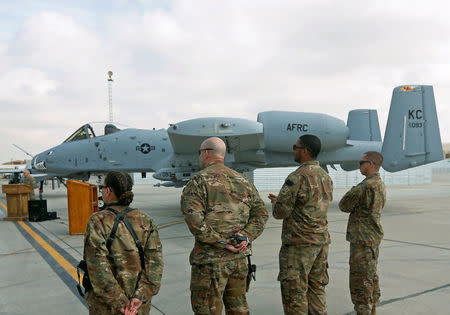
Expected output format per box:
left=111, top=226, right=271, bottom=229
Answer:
left=1, top=0, right=449, bottom=162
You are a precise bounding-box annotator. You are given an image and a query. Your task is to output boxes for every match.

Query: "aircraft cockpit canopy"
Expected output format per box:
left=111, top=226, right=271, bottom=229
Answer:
left=63, top=122, right=126, bottom=143
left=63, top=124, right=96, bottom=143
left=105, top=124, right=121, bottom=135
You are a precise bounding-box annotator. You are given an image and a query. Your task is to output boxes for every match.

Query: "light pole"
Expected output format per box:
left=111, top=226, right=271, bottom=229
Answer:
left=107, top=71, right=113, bottom=122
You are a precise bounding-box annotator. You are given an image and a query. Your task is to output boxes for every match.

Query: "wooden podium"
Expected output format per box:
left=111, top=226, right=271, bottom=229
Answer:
left=67, top=180, right=99, bottom=235
left=2, top=184, right=32, bottom=221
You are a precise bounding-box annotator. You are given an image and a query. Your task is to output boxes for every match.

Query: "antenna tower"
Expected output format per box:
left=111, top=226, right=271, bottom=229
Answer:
left=107, top=71, right=113, bottom=122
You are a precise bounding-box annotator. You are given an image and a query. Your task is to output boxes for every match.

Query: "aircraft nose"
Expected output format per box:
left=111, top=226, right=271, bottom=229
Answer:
left=32, top=153, right=47, bottom=171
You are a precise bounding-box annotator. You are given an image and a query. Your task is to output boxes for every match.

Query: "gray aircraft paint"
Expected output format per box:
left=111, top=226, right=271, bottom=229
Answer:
left=347, top=109, right=381, bottom=142
left=29, top=85, right=443, bottom=186
left=382, top=85, right=443, bottom=172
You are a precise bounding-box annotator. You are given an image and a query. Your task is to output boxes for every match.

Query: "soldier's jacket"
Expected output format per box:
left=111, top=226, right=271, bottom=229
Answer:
left=83, top=207, right=163, bottom=313
left=273, top=160, right=333, bottom=245
left=339, top=173, right=386, bottom=246
left=23, top=176, right=36, bottom=199
left=181, top=162, right=268, bottom=265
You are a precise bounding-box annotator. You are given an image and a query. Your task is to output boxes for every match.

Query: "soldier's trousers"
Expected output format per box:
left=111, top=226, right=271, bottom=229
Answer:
left=190, top=258, right=249, bottom=315
left=278, top=244, right=329, bottom=315
left=349, top=243, right=380, bottom=315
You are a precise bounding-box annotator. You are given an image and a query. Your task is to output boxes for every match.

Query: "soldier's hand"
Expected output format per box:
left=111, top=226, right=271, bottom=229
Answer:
left=120, top=306, right=135, bottom=315
left=121, top=298, right=142, bottom=315
left=225, top=242, right=240, bottom=253
left=268, top=193, right=278, bottom=203
left=129, top=298, right=143, bottom=310
left=234, top=232, right=249, bottom=253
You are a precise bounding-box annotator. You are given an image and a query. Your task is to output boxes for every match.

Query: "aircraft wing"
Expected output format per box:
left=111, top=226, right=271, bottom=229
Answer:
left=167, top=117, right=265, bottom=154
left=0, top=169, right=56, bottom=183
left=0, top=169, right=23, bottom=174
left=31, top=174, right=55, bottom=182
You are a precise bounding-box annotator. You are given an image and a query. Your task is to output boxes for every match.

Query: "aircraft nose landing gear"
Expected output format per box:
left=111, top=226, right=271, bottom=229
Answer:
left=98, top=196, right=105, bottom=209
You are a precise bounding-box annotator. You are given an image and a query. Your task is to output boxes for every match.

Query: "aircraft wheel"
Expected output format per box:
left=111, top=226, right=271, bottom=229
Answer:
left=98, top=196, right=105, bottom=209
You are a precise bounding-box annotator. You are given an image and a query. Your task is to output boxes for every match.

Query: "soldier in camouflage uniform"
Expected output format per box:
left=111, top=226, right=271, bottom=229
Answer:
left=22, top=170, right=36, bottom=200
left=83, top=171, right=163, bottom=315
left=339, top=151, right=386, bottom=315
left=181, top=137, right=268, bottom=315
left=268, top=135, right=333, bottom=315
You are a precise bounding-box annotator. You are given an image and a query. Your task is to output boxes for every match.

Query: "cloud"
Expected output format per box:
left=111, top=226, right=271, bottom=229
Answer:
left=0, top=0, right=449, bottom=163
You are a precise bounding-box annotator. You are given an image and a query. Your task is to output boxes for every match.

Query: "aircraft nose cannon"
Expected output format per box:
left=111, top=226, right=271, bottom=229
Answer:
left=32, top=154, right=47, bottom=171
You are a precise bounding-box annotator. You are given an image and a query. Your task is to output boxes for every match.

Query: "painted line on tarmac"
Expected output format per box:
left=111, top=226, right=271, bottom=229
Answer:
left=0, top=201, right=80, bottom=267
left=0, top=200, right=7, bottom=216
left=157, top=220, right=184, bottom=229
left=343, top=283, right=450, bottom=315
left=0, top=245, right=35, bottom=258
left=329, top=230, right=450, bottom=251
left=380, top=283, right=450, bottom=306
left=0, top=201, right=86, bottom=306
left=1, top=202, right=165, bottom=313
left=0, top=235, right=72, bottom=258
left=382, top=237, right=450, bottom=251
left=14, top=221, right=88, bottom=307
left=19, top=221, right=81, bottom=268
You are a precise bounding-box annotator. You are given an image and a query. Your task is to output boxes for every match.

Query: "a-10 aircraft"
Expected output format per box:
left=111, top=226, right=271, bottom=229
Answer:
left=26, top=85, right=443, bottom=187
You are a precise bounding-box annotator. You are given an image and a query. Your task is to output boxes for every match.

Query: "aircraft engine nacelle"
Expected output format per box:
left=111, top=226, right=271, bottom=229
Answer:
left=168, top=117, right=264, bottom=154
left=257, top=111, right=349, bottom=152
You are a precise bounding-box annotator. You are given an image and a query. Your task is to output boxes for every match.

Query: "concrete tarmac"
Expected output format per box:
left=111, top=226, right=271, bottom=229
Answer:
left=0, top=174, right=449, bottom=315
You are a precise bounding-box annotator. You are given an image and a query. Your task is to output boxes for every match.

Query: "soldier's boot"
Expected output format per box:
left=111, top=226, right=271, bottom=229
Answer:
left=371, top=305, right=376, bottom=315
left=355, top=304, right=371, bottom=315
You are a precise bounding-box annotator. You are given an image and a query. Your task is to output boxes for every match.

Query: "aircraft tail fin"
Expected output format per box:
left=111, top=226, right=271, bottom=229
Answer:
left=347, top=109, right=381, bottom=141
left=381, top=85, right=443, bottom=172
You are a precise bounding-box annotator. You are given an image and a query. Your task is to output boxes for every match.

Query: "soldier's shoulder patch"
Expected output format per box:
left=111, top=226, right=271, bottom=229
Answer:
left=285, top=179, right=294, bottom=186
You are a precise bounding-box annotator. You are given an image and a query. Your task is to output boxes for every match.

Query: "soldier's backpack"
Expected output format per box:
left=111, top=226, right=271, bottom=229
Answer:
left=76, top=207, right=146, bottom=297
